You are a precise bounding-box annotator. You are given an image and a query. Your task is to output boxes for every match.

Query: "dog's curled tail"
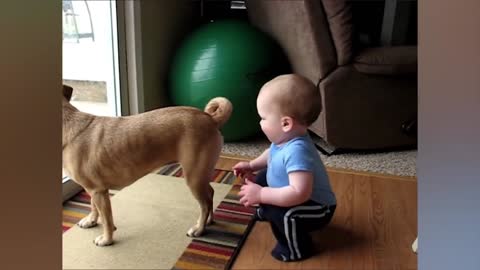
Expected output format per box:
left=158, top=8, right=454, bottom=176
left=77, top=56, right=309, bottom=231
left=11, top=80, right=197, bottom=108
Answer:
left=204, top=97, right=233, bottom=128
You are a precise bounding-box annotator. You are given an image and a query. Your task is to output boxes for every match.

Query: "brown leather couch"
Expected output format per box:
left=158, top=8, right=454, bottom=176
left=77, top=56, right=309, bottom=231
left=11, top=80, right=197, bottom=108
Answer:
left=245, top=0, right=417, bottom=151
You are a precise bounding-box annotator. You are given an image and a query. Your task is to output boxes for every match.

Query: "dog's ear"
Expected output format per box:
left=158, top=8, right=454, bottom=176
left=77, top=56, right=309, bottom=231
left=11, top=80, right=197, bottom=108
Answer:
left=63, top=85, right=73, bottom=101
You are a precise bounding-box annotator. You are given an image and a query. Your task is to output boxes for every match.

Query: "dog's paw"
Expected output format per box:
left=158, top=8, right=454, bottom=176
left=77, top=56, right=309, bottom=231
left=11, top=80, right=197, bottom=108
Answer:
left=94, top=235, right=113, bottom=246
left=78, top=217, right=98, bottom=228
left=187, top=226, right=204, bottom=237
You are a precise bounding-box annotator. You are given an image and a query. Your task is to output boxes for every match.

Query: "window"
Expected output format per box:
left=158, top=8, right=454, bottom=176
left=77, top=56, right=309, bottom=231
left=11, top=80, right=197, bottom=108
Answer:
left=62, top=0, right=120, bottom=117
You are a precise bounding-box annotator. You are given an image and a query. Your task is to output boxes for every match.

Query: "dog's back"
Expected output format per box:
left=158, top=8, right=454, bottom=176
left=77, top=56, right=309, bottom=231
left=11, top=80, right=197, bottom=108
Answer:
left=62, top=84, right=233, bottom=190
left=62, top=84, right=233, bottom=245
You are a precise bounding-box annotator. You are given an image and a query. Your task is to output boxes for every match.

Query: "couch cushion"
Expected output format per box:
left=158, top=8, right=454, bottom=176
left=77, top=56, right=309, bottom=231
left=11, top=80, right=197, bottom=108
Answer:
left=322, top=0, right=353, bottom=65
left=354, top=46, right=417, bottom=75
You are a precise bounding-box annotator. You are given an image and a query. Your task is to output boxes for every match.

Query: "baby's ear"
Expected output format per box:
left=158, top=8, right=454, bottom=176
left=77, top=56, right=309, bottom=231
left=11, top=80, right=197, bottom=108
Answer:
left=281, top=116, right=294, bottom=132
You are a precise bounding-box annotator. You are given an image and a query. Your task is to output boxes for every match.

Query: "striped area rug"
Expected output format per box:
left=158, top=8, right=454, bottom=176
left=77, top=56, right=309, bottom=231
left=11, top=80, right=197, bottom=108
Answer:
left=62, top=190, right=118, bottom=233
left=62, top=163, right=256, bottom=270
left=157, top=163, right=239, bottom=185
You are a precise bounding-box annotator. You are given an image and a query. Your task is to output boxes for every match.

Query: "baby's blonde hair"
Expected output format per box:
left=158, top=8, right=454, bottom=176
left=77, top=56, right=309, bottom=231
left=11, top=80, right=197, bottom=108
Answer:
left=260, top=74, right=322, bottom=126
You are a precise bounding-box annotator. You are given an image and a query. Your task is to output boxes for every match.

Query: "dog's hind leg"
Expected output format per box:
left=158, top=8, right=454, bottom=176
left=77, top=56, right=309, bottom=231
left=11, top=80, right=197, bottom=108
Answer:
left=206, top=184, right=214, bottom=225
left=90, top=190, right=116, bottom=246
left=182, top=132, right=221, bottom=237
left=185, top=177, right=214, bottom=237
left=182, top=153, right=216, bottom=237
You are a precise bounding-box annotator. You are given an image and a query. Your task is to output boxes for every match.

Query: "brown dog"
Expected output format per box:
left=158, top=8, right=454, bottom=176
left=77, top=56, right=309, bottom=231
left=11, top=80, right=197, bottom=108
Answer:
left=62, top=85, right=232, bottom=246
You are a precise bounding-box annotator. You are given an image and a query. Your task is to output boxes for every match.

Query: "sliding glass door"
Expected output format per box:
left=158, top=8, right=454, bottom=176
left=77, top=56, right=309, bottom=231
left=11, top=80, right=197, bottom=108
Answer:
left=62, top=0, right=121, bottom=199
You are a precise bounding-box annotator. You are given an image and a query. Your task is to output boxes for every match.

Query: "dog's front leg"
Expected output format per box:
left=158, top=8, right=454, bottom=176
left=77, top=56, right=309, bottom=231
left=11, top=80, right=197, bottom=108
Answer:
left=91, top=190, right=115, bottom=246
left=78, top=198, right=99, bottom=228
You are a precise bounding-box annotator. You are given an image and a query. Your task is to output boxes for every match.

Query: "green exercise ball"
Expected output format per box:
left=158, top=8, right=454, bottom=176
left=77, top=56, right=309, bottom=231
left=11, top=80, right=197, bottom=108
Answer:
left=169, top=20, right=289, bottom=141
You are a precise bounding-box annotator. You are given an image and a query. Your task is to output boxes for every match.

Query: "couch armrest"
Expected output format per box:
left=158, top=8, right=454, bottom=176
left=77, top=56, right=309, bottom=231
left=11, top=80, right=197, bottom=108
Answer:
left=246, top=0, right=337, bottom=83
left=353, top=46, right=417, bottom=75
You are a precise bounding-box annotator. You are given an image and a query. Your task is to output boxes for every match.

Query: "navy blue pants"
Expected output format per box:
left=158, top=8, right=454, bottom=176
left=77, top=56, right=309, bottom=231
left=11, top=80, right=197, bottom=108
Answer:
left=255, top=169, right=336, bottom=261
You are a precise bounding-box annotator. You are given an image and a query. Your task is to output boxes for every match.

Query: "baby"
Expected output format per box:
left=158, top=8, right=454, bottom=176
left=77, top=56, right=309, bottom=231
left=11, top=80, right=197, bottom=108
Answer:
left=233, top=74, right=337, bottom=262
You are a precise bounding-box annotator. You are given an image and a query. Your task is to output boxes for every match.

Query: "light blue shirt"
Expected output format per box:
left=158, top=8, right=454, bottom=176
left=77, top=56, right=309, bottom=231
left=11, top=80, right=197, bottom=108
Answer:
left=266, top=134, right=337, bottom=205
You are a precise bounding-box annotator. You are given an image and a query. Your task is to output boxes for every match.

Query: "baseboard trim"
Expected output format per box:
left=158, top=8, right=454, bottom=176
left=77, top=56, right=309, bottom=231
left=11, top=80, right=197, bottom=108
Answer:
left=326, top=167, right=417, bottom=181
left=219, top=153, right=416, bottom=181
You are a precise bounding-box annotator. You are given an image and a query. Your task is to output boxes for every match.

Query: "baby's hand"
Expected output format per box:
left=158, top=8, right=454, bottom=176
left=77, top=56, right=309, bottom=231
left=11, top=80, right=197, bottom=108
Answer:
left=239, top=179, right=262, bottom=207
left=232, top=161, right=255, bottom=180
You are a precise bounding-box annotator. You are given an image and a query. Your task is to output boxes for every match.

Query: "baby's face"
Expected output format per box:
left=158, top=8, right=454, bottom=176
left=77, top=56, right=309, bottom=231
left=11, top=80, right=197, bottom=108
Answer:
left=256, top=89, right=285, bottom=144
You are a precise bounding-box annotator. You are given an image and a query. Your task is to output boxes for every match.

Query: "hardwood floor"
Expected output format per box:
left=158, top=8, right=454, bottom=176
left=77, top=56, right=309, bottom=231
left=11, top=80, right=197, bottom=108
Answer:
left=216, top=155, right=418, bottom=270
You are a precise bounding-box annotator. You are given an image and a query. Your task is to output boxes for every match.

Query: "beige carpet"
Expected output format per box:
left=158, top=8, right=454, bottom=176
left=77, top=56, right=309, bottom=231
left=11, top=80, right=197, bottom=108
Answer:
left=62, top=174, right=231, bottom=269
left=222, top=135, right=417, bottom=177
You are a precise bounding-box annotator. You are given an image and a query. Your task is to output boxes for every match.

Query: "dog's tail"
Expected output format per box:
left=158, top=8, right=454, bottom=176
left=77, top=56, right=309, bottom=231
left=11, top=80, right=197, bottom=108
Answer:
left=204, top=97, right=233, bottom=128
